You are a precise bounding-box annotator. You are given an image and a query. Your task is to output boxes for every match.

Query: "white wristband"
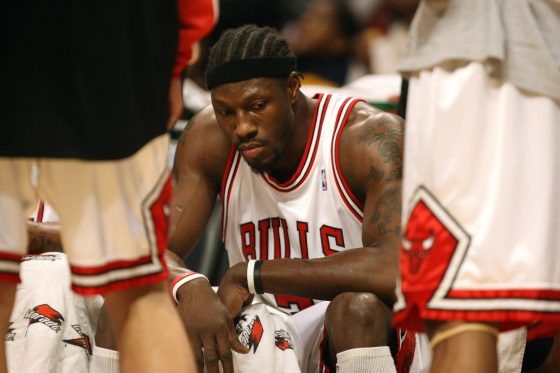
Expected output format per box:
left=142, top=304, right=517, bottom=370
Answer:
left=247, top=259, right=257, bottom=294
left=171, top=272, right=209, bottom=303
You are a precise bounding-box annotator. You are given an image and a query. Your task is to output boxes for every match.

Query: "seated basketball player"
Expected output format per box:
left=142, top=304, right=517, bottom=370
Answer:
left=167, top=24, right=423, bottom=373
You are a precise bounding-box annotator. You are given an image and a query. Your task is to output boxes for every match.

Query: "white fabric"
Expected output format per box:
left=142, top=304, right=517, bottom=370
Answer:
left=396, top=61, right=560, bottom=314
left=171, top=273, right=209, bottom=303
left=6, top=252, right=104, bottom=373
left=90, top=346, right=120, bottom=373
left=497, top=328, right=527, bottom=373
left=394, top=60, right=558, bottom=371
left=336, top=347, right=396, bottom=373
left=231, top=303, right=303, bottom=373
left=289, top=301, right=330, bottom=373
left=246, top=259, right=257, bottom=295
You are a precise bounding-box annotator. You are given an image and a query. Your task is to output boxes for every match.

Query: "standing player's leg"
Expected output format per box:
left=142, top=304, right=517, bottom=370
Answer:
left=0, top=159, right=37, bottom=373
left=103, top=282, right=193, bottom=372
left=426, top=321, right=498, bottom=373
left=0, top=283, right=17, bottom=373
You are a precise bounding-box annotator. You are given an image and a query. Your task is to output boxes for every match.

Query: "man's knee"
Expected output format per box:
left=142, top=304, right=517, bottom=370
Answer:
left=325, top=292, right=392, bottom=351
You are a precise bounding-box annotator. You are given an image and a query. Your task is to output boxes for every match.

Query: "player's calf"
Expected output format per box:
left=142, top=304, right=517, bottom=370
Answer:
left=426, top=320, right=498, bottom=373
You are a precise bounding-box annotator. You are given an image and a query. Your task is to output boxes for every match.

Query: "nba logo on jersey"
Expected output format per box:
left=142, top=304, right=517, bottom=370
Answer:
left=321, top=169, right=327, bottom=191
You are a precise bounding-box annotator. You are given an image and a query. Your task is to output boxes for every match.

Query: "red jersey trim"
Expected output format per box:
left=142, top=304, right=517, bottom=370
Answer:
left=72, top=267, right=169, bottom=296
left=447, top=288, right=560, bottom=300
left=70, top=250, right=168, bottom=295
left=393, top=307, right=560, bottom=340
left=331, top=98, right=364, bottom=222
left=220, top=146, right=238, bottom=203
left=0, top=273, right=20, bottom=283
left=221, top=147, right=241, bottom=239
left=36, top=201, right=45, bottom=222
left=318, top=326, right=331, bottom=373
left=71, top=255, right=155, bottom=276
left=0, top=252, right=24, bottom=262
left=262, top=94, right=330, bottom=192
left=0, top=252, right=24, bottom=283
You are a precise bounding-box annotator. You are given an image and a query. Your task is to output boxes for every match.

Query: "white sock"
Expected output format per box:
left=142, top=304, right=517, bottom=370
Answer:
left=91, top=346, right=120, bottom=373
left=336, top=346, right=396, bottom=373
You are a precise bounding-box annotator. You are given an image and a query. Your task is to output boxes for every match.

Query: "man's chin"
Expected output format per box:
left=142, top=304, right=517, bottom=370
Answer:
left=248, top=162, right=270, bottom=175
left=243, top=153, right=280, bottom=175
left=246, top=161, right=272, bottom=175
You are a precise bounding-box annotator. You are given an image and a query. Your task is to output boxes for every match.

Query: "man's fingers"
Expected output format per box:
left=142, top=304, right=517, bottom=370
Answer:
left=216, top=331, right=235, bottom=373
left=191, top=340, right=204, bottom=373
left=202, top=337, right=221, bottom=373
left=195, top=354, right=204, bottom=373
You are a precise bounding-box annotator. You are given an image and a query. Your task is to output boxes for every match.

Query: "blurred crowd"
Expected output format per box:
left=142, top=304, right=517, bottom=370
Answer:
left=183, top=0, right=419, bottom=114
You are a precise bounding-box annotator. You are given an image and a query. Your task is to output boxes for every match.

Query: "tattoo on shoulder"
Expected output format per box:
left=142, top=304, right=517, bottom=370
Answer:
left=367, top=166, right=385, bottom=183
left=358, top=116, right=403, bottom=166
left=368, top=187, right=401, bottom=237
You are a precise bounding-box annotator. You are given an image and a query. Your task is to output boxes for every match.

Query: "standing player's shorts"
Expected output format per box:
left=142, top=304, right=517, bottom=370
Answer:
left=0, top=134, right=172, bottom=295
left=393, top=62, right=560, bottom=339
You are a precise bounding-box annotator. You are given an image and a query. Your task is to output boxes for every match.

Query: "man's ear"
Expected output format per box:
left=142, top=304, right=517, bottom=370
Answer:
left=286, top=72, right=301, bottom=104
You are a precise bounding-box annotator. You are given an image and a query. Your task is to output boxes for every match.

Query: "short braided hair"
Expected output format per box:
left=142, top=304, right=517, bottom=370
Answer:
left=205, top=25, right=297, bottom=89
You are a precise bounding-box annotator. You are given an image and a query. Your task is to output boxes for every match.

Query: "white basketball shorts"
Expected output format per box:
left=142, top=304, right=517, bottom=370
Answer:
left=0, top=134, right=172, bottom=295
left=394, top=62, right=560, bottom=339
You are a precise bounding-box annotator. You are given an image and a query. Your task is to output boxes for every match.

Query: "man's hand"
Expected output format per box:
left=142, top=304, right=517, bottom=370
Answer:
left=217, top=263, right=254, bottom=320
left=176, top=278, right=249, bottom=373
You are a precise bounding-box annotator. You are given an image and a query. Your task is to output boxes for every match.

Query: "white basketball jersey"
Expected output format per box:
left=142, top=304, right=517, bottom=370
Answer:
left=221, top=94, right=364, bottom=314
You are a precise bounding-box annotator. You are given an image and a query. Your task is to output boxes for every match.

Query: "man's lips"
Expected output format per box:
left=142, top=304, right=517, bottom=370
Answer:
left=238, top=143, right=264, bottom=159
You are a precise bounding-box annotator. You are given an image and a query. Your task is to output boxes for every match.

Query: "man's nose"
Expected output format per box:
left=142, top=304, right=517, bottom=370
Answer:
left=234, top=112, right=257, bottom=139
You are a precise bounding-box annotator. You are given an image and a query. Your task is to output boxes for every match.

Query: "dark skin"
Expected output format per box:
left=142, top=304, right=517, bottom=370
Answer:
left=26, top=221, right=63, bottom=254
left=168, top=71, right=404, bottom=372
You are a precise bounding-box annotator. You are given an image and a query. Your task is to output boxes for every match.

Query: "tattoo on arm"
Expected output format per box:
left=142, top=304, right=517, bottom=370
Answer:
left=367, top=166, right=385, bottom=183
left=358, top=117, right=403, bottom=167
left=368, top=187, right=402, bottom=237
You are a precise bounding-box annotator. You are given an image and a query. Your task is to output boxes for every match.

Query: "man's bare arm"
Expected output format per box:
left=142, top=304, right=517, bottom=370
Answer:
left=168, top=105, right=229, bottom=258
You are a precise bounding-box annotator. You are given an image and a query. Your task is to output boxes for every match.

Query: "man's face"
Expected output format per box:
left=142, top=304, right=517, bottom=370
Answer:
left=211, top=77, right=296, bottom=173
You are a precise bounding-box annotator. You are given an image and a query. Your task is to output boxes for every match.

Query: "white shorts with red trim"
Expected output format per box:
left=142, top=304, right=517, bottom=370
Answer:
left=0, top=134, right=172, bottom=295
left=394, top=62, right=560, bottom=339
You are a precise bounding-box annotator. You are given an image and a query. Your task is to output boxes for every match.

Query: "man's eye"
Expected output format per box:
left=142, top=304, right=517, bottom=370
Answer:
left=253, top=101, right=267, bottom=110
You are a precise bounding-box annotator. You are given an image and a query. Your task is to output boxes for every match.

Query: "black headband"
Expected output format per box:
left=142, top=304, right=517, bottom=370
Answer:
left=205, top=56, right=297, bottom=90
